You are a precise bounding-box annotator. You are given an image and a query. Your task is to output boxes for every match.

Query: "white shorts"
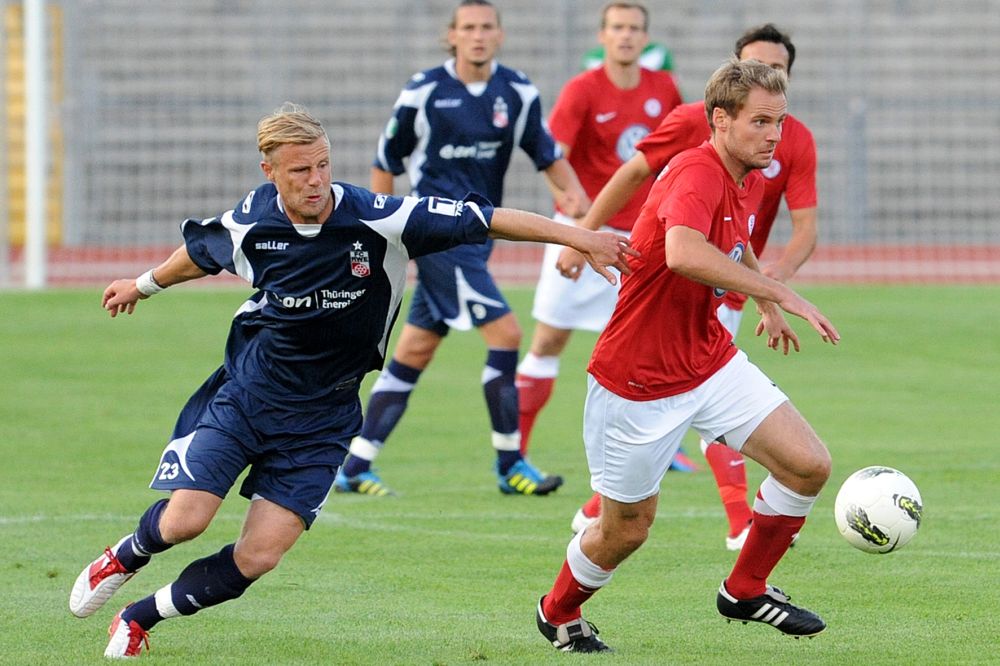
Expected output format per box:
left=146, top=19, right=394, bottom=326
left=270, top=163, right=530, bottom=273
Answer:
left=583, top=350, right=787, bottom=503
left=530, top=213, right=622, bottom=332
left=717, top=303, right=744, bottom=338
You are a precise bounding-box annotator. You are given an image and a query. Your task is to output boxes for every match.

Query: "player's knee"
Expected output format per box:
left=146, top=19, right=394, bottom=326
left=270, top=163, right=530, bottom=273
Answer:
left=531, top=329, right=570, bottom=357
left=233, top=545, right=285, bottom=578
left=482, top=314, right=522, bottom=348
left=616, top=523, right=651, bottom=555
left=810, top=447, right=833, bottom=485
left=787, top=446, right=832, bottom=493
left=598, top=515, right=652, bottom=555
left=159, top=516, right=210, bottom=544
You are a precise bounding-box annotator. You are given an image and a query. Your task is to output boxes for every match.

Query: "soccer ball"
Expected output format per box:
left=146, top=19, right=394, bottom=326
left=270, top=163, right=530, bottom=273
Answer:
left=834, top=466, right=923, bottom=554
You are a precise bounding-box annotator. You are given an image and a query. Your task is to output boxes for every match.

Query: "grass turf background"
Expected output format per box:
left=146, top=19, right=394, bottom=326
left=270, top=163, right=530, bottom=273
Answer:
left=1, top=285, right=997, bottom=664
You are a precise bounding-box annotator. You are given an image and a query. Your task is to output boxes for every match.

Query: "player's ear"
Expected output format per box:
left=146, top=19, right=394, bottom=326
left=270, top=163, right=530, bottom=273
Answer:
left=260, top=160, right=274, bottom=182
left=712, top=106, right=729, bottom=131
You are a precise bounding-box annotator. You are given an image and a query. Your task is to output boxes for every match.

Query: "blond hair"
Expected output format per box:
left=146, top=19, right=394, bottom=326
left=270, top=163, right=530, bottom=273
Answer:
left=704, top=57, right=787, bottom=130
left=256, top=102, right=329, bottom=161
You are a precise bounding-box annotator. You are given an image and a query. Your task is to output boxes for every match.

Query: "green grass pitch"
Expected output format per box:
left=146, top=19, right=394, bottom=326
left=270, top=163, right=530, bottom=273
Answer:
left=1, top=285, right=997, bottom=664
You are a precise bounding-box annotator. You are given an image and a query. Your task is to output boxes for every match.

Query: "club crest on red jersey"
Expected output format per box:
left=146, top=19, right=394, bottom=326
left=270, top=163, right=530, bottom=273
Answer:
left=761, top=159, right=782, bottom=179
left=714, top=242, right=746, bottom=297
left=350, top=241, right=370, bottom=278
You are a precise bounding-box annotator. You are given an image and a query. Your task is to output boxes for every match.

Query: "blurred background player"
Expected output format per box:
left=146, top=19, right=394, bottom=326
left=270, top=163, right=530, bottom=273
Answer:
left=516, top=2, right=684, bottom=463
left=335, top=0, right=589, bottom=497
left=535, top=58, right=838, bottom=653
left=568, top=24, right=818, bottom=548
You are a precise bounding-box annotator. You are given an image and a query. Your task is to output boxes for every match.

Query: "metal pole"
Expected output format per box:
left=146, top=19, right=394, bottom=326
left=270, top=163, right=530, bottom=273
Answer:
left=24, top=0, right=47, bottom=288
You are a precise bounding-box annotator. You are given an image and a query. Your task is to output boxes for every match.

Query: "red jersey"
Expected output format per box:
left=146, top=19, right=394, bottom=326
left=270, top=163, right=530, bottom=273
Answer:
left=588, top=142, right=764, bottom=400
left=637, top=101, right=817, bottom=309
left=548, top=67, right=682, bottom=231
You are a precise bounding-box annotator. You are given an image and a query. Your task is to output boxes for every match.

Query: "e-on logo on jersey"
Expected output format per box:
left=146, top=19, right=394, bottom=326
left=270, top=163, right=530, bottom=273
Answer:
left=713, top=242, right=745, bottom=298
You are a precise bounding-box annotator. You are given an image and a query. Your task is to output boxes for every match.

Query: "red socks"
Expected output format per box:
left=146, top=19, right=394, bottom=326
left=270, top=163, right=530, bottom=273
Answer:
left=543, top=561, right=599, bottom=624
left=515, top=374, right=555, bottom=455
left=704, top=443, right=753, bottom=536
left=581, top=492, right=602, bottom=519
left=724, top=511, right=804, bottom=599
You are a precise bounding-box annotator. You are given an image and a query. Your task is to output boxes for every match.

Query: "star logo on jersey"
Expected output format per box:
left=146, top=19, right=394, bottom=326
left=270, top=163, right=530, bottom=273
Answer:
left=350, top=241, right=370, bottom=278
left=492, top=97, right=509, bottom=128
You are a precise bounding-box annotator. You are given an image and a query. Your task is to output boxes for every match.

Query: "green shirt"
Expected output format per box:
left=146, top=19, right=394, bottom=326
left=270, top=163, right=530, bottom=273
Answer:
left=581, top=42, right=674, bottom=71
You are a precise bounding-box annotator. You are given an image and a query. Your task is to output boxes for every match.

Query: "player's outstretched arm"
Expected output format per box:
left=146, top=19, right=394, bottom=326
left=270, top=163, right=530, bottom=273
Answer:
left=489, top=208, right=638, bottom=285
left=555, top=151, right=653, bottom=280
left=102, top=244, right=208, bottom=318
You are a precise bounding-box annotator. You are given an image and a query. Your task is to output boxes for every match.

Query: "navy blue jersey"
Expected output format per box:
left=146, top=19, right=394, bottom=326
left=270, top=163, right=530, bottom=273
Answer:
left=181, top=181, right=492, bottom=409
left=374, top=59, right=561, bottom=206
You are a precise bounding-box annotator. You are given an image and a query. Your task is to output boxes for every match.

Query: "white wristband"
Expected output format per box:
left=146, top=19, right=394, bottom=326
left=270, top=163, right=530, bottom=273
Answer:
left=135, top=269, right=165, bottom=296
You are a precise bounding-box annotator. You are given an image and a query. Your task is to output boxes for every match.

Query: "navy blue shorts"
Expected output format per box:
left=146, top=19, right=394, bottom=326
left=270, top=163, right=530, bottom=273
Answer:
left=406, top=243, right=511, bottom=335
left=150, top=368, right=359, bottom=528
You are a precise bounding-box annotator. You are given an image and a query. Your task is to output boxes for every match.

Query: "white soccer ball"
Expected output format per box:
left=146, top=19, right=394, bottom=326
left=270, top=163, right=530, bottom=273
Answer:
left=834, top=466, right=923, bottom=554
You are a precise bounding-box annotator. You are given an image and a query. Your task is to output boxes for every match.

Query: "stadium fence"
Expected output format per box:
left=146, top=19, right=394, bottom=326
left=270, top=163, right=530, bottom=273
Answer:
left=2, top=0, right=998, bottom=286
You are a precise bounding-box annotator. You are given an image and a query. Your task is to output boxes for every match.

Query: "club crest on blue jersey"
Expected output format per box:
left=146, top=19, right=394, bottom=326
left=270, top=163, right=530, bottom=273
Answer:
left=492, top=97, right=509, bottom=128
left=350, top=241, right=371, bottom=278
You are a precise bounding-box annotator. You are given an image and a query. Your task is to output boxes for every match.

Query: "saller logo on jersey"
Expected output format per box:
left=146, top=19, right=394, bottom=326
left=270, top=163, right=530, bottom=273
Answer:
left=350, top=241, right=370, bottom=278
left=256, top=241, right=289, bottom=251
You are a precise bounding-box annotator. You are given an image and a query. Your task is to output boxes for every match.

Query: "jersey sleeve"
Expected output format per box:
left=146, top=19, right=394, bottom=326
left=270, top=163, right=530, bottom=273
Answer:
left=180, top=212, right=239, bottom=276
left=351, top=184, right=493, bottom=259
left=657, top=161, right=723, bottom=238
left=400, top=192, right=493, bottom=258
left=636, top=107, right=706, bottom=174
left=512, top=77, right=562, bottom=170
left=547, top=77, right=588, bottom=149
left=782, top=123, right=818, bottom=210
left=373, top=79, right=431, bottom=174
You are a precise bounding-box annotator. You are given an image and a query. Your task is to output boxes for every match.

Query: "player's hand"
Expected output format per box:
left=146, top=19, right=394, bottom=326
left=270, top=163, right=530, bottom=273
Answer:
left=101, top=279, right=146, bottom=318
left=557, top=189, right=591, bottom=219
left=577, top=231, right=638, bottom=286
left=556, top=246, right=588, bottom=281
left=775, top=290, right=841, bottom=345
left=755, top=302, right=800, bottom=354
